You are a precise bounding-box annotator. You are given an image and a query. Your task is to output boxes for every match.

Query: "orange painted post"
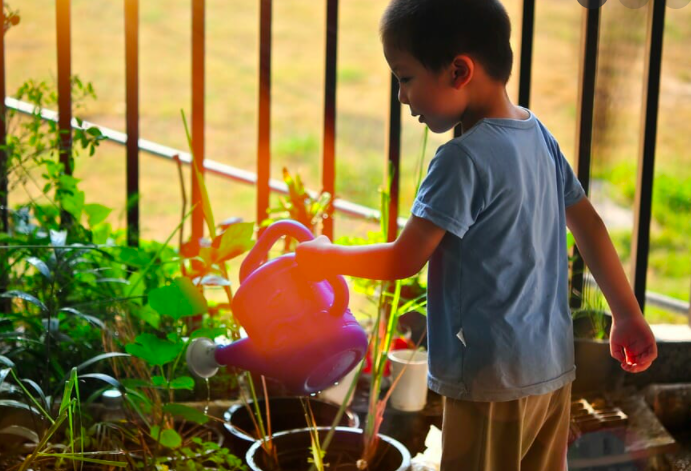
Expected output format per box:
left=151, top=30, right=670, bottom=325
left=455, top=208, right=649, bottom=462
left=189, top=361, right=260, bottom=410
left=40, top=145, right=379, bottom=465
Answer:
left=125, top=0, right=140, bottom=247
left=191, top=0, right=205, bottom=246
left=257, top=0, right=272, bottom=232
left=386, top=74, right=401, bottom=243
left=322, top=0, right=339, bottom=239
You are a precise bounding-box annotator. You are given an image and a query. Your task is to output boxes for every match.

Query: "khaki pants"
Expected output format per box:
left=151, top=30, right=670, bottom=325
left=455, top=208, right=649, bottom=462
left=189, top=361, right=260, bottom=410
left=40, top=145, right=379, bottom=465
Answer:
left=441, top=383, right=571, bottom=471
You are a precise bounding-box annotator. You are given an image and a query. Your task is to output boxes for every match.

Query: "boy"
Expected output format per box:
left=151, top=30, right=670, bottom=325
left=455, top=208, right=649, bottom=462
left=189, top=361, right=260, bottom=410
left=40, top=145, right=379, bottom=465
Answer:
left=296, top=0, right=657, bottom=469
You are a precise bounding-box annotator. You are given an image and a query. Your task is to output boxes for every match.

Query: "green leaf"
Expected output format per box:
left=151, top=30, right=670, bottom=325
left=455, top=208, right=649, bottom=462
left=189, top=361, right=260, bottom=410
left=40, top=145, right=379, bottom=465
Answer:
left=151, top=376, right=167, bottom=388
left=61, top=189, right=85, bottom=222
left=59, top=368, right=77, bottom=415
left=119, top=247, right=152, bottom=267
left=0, top=425, right=39, bottom=443
left=0, top=356, right=15, bottom=368
left=125, top=334, right=182, bottom=367
left=132, top=305, right=161, bottom=329
left=86, top=126, right=102, bottom=137
left=26, top=256, right=52, bottom=280
left=75, top=352, right=130, bottom=373
left=84, top=203, right=111, bottom=227
left=190, top=327, right=226, bottom=340
left=150, top=425, right=182, bottom=449
left=60, top=307, right=106, bottom=329
left=148, top=277, right=208, bottom=320
left=80, top=373, right=122, bottom=391
left=127, top=272, right=146, bottom=306
left=215, top=222, right=255, bottom=262
left=0, top=368, right=11, bottom=389
left=163, top=403, right=209, bottom=425
left=0, top=400, right=41, bottom=415
left=0, top=290, right=48, bottom=312
left=181, top=109, right=216, bottom=237
left=120, top=379, right=150, bottom=389
left=169, top=376, right=195, bottom=390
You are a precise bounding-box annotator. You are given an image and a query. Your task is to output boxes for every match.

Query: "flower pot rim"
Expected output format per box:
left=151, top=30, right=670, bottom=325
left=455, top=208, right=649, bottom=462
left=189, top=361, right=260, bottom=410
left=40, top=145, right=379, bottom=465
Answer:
left=387, top=349, right=428, bottom=365
left=222, top=396, right=360, bottom=442
left=245, top=426, right=411, bottom=471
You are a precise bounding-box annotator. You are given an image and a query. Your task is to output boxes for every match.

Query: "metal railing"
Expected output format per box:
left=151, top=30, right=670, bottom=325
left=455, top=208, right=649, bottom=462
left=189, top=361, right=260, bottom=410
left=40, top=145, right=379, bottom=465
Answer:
left=0, top=0, right=688, bottom=320
left=7, top=95, right=688, bottom=317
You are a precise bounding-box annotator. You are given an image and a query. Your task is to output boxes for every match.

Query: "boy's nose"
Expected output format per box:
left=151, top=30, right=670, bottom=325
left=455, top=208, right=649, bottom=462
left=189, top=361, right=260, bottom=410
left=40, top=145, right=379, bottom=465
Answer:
left=397, top=87, right=409, bottom=105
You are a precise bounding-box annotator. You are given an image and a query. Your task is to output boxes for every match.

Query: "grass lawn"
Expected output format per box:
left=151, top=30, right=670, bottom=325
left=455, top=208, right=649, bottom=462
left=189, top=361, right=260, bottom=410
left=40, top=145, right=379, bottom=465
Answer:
left=5, top=0, right=691, bottom=323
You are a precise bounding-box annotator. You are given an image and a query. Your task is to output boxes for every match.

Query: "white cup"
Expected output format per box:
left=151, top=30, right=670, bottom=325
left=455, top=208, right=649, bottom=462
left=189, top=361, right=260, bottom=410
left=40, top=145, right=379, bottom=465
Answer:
left=387, top=349, right=429, bottom=412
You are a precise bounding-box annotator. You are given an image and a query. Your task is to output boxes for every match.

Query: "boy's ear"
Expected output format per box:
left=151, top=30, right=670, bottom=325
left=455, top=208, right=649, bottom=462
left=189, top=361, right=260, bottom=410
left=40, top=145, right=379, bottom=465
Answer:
left=450, top=55, right=473, bottom=89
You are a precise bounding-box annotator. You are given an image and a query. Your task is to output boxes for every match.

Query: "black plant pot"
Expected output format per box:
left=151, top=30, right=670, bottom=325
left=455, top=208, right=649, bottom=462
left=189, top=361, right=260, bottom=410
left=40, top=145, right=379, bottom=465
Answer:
left=573, top=338, right=624, bottom=394
left=224, top=397, right=360, bottom=456
left=246, top=426, right=411, bottom=471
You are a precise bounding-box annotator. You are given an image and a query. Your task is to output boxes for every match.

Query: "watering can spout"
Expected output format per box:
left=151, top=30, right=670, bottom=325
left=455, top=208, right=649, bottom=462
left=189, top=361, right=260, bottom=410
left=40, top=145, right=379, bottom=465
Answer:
left=186, top=337, right=270, bottom=379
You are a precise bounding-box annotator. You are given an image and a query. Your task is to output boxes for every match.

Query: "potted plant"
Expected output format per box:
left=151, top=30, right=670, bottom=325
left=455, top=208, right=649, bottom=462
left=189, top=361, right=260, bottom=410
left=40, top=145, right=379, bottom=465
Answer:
left=568, top=240, right=622, bottom=394
left=244, top=148, right=428, bottom=470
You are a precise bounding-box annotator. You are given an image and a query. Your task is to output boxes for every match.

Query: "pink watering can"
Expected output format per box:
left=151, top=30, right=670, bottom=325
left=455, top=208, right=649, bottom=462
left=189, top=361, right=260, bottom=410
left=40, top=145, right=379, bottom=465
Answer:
left=186, top=220, right=368, bottom=395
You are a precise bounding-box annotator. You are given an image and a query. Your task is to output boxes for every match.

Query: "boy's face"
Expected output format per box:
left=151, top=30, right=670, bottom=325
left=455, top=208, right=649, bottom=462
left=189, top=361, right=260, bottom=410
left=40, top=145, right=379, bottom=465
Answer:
left=383, top=44, right=466, bottom=134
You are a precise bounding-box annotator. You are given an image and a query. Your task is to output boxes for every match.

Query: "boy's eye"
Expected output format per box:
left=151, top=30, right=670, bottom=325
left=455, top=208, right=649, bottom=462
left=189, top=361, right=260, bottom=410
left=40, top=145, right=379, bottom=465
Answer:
left=398, top=77, right=411, bottom=84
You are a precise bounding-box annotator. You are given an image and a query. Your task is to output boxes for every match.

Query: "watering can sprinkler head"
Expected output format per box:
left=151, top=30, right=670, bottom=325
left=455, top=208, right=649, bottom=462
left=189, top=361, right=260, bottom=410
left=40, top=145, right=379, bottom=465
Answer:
left=186, top=337, right=221, bottom=379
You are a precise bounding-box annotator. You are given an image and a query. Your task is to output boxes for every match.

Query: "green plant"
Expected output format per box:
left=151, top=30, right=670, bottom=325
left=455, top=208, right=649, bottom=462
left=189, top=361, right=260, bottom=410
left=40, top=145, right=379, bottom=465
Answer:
left=0, top=356, right=129, bottom=470
left=166, top=437, right=247, bottom=470
left=3, top=2, right=20, bottom=35
left=311, top=129, right=430, bottom=469
left=262, top=167, right=332, bottom=251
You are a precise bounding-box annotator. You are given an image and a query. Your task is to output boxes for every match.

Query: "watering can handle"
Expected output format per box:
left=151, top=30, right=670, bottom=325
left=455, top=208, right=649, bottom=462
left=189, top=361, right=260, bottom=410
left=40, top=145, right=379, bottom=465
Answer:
left=239, top=220, right=349, bottom=317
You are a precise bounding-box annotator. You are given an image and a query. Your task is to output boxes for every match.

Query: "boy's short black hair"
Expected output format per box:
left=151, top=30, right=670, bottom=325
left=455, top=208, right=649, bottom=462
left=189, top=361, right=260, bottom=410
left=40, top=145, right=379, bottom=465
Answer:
left=380, top=0, right=513, bottom=83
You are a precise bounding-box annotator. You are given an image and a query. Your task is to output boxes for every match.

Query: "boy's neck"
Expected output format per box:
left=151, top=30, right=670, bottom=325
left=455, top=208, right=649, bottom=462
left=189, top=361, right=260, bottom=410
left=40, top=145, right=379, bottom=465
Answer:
left=459, top=84, right=528, bottom=133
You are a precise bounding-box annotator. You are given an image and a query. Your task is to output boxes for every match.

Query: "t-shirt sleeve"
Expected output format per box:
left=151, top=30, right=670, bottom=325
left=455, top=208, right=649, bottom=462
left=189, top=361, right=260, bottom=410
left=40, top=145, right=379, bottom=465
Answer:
left=537, top=120, right=585, bottom=207
left=559, top=150, right=585, bottom=207
left=411, top=143, right=485, bottom=239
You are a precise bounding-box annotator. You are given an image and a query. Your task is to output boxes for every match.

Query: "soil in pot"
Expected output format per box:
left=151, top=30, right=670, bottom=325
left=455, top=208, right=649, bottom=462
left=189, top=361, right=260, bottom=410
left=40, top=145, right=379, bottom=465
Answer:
left=246, top=426, right=411, bottom=471
left=224, top=397, right=359, bottom=455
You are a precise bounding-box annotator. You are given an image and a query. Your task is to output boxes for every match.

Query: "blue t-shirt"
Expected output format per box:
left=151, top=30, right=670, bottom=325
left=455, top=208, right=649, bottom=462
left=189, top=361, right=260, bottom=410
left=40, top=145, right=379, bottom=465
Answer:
left=411, top=109, right=585, bottom=401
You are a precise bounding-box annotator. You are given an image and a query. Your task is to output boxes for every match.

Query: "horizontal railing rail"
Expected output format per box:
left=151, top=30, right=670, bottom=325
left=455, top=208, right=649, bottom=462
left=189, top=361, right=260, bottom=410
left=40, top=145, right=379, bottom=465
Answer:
left=5, top=97, right=409, bottom=229
left=7, top=96, right=688, bottom=317
left=1, top=0, right=688, bottom=321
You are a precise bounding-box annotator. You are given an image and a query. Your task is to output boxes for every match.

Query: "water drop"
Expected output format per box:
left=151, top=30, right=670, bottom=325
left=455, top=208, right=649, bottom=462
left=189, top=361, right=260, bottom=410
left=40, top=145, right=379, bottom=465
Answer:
left=204, top=378, right=210, bottom=415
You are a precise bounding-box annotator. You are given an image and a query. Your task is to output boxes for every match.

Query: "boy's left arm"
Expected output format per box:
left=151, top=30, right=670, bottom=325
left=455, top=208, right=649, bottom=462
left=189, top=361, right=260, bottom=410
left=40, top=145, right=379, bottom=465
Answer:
left=296, top=215, right=446, bottom=281
left=566, top=197, right=658, bottom=373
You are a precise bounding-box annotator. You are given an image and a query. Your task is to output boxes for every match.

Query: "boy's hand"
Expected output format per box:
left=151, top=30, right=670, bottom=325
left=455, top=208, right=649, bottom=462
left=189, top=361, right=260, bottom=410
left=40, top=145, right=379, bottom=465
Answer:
left=609, top=314, right=657, bottom=373
left=295, top=235, right=333, bottom=281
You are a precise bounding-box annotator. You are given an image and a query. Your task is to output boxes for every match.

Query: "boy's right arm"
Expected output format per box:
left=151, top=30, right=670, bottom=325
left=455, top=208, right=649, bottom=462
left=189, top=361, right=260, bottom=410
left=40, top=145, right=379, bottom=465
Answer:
left=296, top=215, right=446, bottom=281
left=566, top=196, right=657, bottom=373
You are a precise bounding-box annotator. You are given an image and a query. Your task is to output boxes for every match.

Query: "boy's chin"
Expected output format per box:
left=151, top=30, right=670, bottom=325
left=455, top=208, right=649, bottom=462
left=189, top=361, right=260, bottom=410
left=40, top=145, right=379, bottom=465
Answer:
left=426, top=122, right=457, bottom=134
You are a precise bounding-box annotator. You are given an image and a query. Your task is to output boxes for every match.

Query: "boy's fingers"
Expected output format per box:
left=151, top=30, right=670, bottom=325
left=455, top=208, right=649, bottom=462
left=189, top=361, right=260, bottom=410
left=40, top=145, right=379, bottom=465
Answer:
left=611, top=346, right=626, bottom=363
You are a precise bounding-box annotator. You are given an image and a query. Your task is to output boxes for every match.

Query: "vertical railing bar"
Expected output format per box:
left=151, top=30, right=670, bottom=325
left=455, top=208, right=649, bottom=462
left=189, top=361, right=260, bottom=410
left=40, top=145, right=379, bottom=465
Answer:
left=56, top=0, right=72, bottom=177
left=518, top=0, right=535, bottom=108
left=322, top=0, right=338, bottom=240
left=0, top=5, right=7, bottom=234
left=632, top=0, right=666, bottom=313
left=569, top=6, right=600, bottom=309
left=125, top=0, right=140, bottom=247
left=191, top=0, right=205, bottom=244
left=257, top=0, right=272, bottom=231
left=0, top=6, right=10, bottom=315
left=386, top=74, right=401, bottom=242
